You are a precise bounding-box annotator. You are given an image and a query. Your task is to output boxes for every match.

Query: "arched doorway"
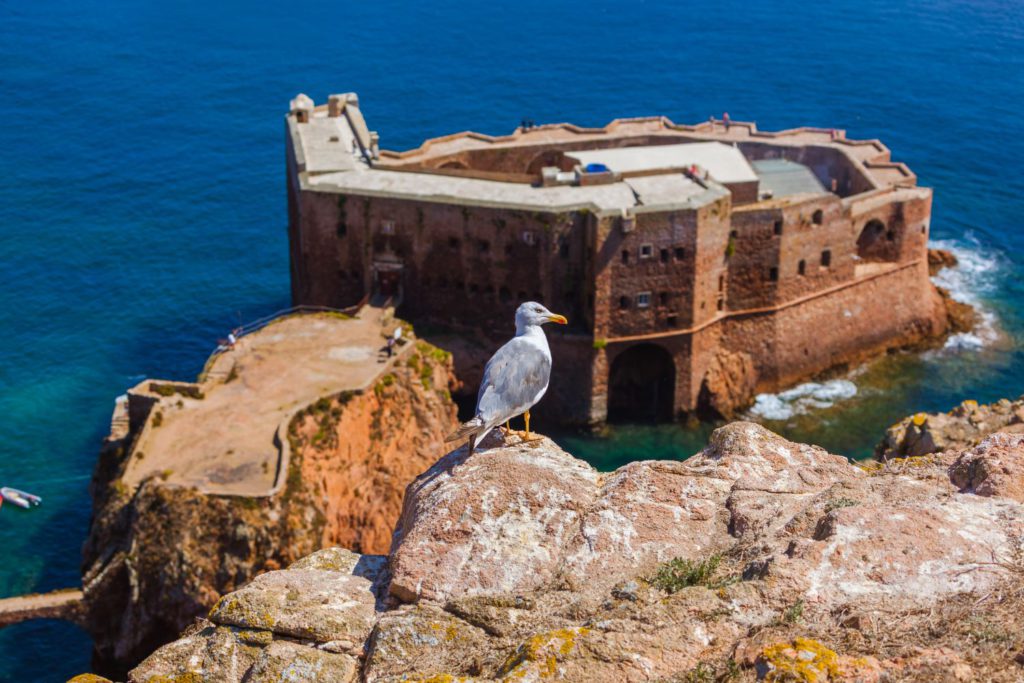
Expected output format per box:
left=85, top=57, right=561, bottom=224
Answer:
left=526, top=150, right=567, bottom=175
left=607, top=344, right=675, bottom=423
left=856, top=219, right=889, bottom=261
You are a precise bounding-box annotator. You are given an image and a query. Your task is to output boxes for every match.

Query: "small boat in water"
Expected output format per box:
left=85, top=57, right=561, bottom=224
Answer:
left=0, top=487, right=42, bottom=509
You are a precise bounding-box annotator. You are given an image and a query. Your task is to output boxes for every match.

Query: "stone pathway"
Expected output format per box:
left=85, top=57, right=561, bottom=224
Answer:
left=122, top=306, right=409, bottom=497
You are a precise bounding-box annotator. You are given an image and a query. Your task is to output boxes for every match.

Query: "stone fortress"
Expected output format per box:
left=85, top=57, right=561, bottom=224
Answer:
left=286, top=92, right=951, bottom=425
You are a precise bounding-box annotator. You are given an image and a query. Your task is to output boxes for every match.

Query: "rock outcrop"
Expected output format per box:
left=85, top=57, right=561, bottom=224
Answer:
left=81, top=341, right=458, bottom=677
left=127, top=423, right=1024, bottom=682
left=877, top=396, right=1024, bottom=460
left=696, top=348, right=759, bottom=419
left=928, top=247, right=959, bottom=276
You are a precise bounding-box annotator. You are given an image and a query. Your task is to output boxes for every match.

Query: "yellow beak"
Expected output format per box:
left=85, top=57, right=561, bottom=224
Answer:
left=547, top=313, right=568, bottom=325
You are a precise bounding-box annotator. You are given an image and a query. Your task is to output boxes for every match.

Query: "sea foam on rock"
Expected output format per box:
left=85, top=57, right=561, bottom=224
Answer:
left=127, top=423, right=1024, bottom=682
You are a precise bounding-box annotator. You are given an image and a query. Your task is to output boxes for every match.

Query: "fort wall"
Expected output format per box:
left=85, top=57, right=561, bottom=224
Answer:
left=286, top=95, right=950, bottom=425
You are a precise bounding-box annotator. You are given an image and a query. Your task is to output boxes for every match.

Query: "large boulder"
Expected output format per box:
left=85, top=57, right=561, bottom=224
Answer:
left=128, top=422, right=1024, bottom=683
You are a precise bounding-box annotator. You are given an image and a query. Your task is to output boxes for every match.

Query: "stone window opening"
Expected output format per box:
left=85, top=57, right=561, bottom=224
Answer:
left=621, top=249, right=630, bottom=264
left=717, top=297, right=724, bottom=311
left=381, top=220, right=396, bottom=235
left=773, top=220, right=783, bottom=236
left=659, top=292, right=669, bottom=306
left=812, top=209, right=823, bottom=225
left=522, top=230, right=537, bottom=246
left=769, top=267, right=779, bottom=281
left=660, top=248, right=670, bottom=263
left=639, top=244, right=654, bottom=259
left=798, top=259, right=806, bottom=276
left=730, top=230, right=738, bottom=238
left=821, top=249, right=832, bottom=268
left=667, top=314, right=678, bottom=327
left=886, top=230, right=895, bottom=241
left=674, top=247, right=685, bottom=260
left=619, top=296, right=630, bottom=309
left=559, top=242, right=569, bottom=258
left=637, top=292, right=651, bottom=308
left=477, top=239, right=490, bottom=254
left=718, top=275, right=725, bottom=291
left=485, top=285, right=495, bottom=296
left=921, top=225, right=927, bottom=234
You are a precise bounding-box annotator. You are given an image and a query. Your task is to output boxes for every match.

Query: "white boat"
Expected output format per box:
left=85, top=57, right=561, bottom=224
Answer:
left=0, top=487, right=42, bottom=509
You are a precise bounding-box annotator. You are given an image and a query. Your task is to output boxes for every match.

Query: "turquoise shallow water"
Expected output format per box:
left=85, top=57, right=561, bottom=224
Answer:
left=1, top=1, right=1022, bottom=679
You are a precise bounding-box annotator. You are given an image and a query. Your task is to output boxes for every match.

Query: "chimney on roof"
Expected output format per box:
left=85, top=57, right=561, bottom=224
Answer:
left=328, top=94, right=345, bottom=118
left=290, top=93, right=314, bottom=124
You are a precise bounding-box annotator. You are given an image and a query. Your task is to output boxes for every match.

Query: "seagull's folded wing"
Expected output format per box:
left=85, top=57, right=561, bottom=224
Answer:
left=477, top=336, right=552, bottom=424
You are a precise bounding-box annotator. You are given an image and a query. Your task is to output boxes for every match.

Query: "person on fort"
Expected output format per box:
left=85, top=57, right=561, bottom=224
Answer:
left=708, top=114, right=715, bottom=129
left=385, top=336, right=395, bottom=358
left=723, top=112, right=731, bottom=131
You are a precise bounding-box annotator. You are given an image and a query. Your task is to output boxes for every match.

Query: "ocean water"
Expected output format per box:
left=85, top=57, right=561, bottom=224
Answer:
left=1, top=0, right=1022, bottom=679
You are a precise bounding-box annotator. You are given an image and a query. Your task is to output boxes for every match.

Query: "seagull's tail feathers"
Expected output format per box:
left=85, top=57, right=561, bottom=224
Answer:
left=445, top=415, right=486, bottom=444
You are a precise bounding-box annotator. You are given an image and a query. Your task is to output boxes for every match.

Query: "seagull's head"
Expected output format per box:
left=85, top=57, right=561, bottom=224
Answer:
left=515, top=301, right=567, bottom=334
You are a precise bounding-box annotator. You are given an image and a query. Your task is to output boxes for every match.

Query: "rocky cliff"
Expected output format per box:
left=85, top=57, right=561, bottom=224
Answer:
left=125, top=422, right=1024, bottom=682
left=80, top=341, right=458, bottom=677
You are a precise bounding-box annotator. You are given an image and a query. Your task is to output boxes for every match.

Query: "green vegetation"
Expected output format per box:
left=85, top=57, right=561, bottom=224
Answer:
left=780, top=599, right=805, bottom=625
left=592, top=338, right=608, bottom=350
left=674, top=659, right=740, bottom=683
left=416, top=341, right=452, bottom=363
left=824, top=497, right=859, bottom=512
left=725, top=237, right=736, bottom=258
left=225, top=364, right=239, bottom=383
left=152, top=383, right=205, bottom=400
left=375, top=373, right=397, bottom=397
left=151, top=411, right=163, bottom=428
left=649, top=554, right=725, bottom=593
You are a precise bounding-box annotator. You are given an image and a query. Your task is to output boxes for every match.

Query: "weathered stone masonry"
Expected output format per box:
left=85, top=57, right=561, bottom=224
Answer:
left=286, top=92, right=947, bottom=424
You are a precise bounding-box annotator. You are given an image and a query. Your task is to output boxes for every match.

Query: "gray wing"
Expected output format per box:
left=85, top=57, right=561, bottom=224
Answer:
left=475, top=336, right=551, bottom=424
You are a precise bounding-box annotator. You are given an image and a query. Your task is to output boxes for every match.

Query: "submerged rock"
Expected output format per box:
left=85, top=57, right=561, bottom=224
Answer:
left=127, top=421, right=1024, bottom=682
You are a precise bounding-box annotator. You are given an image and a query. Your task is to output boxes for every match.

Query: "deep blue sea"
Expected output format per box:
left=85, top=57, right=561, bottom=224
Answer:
left=1, top=0, right=1022, bottom=679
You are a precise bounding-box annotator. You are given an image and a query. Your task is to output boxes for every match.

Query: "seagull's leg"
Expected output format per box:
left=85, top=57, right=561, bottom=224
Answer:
left=524, top=410, right=531, bottom=441
left=500, top=420, right=511, bottom=435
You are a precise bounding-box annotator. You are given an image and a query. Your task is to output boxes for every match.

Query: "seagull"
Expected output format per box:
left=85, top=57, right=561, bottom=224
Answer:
left=446, top=301, right=567, bottom=454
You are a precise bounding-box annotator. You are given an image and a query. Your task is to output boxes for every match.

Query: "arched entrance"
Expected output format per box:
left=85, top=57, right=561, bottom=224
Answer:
left=856, top=219, right=890, bottom=261
left=607, top=344, right=675, bottom=423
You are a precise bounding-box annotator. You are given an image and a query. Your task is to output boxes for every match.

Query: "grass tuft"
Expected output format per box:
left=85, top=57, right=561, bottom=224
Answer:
left=650, top=554, right=724, bottom=593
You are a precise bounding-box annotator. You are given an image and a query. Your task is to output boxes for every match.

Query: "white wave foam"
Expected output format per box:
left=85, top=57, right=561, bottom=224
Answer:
left=929, top=233, right=1003, bottom=351
left=748, top=379, right=858, bottom=421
